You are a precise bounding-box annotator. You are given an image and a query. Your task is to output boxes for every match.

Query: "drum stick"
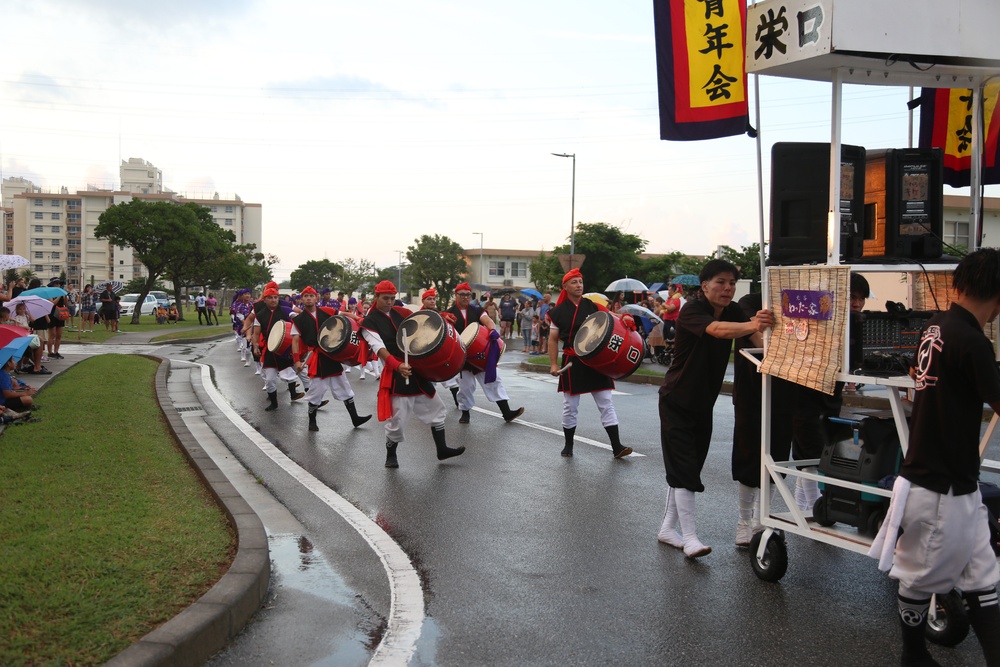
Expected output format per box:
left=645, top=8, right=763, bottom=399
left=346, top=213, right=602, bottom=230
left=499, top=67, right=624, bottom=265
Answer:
left=557, top=362, right=573, bottom=375
left=401, top=330, right=410, bottom=385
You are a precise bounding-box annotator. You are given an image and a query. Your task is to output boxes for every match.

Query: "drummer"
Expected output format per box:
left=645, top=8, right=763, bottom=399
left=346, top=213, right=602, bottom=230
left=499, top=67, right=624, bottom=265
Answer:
left=445, top=282, right=524, bottom=424
left=420, top=288, right=460, bottom=407
left=546, top=268, right=633, bottom=460
left=291, top=286, right=372, bottom=432
left=231, top=289, right=254, bottom=368
left=243, top=284, right=305, bottom=411
left=360, top=280, right=465, bottom=468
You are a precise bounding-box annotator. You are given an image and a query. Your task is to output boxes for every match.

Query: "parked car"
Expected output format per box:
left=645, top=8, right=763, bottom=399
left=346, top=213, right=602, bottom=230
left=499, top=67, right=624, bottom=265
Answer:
left=119, top=293, right=159, bottom=316
left=149, top=291, right=170, bottom=308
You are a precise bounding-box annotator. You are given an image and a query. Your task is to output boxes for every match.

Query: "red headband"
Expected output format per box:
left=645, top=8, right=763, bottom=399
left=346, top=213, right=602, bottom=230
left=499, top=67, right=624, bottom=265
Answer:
left=562, top=268, right=582, bottom=284
left=301, top=286, right=317, bottom=296
left=262, top=287, right=279, bottom=298
left=375, top=280, right=397, bottom=295
left=422, top=288, right=437, bottom=299
left=455, top=282, right=471, bottom=293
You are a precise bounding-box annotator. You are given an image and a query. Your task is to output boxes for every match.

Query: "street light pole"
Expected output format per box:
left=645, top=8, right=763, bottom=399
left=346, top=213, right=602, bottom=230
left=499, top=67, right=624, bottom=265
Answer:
left=473, top=232, right=484, bottom=285
left=551, top=152, right=576, bottom=268
left=395, top=250, right=403, bottom=297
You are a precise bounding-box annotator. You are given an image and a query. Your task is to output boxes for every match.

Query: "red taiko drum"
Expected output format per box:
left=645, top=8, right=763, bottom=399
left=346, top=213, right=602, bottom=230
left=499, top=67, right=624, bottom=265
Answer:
left=396, top=310, right=466, bottom=382
left=266, top=321, right=293, bottom=356
left=572, top=311, right=644, bottom=379
left=318, top=315, right=362, bottom=365
left=460, top=322, right=505, bottom=373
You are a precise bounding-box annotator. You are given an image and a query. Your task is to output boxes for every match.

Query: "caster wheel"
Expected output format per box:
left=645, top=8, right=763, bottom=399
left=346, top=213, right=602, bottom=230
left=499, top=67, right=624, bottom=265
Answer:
left=812, top=495, right=835, bottom=527
left=925, top=590, right=970, bottom=647
left=749, top=530, right=788, bottom=582
left=864, top=507, right=887, bottom=537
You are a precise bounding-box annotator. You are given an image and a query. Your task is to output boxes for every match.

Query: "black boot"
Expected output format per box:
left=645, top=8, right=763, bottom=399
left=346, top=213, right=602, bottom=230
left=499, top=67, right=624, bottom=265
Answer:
left=963, top=589, right=1000, bottom=666
left=606, top=424, right=633, bottom=459
left=308, top=403, right=319, bottom=432
left=450, top=386, right=459, bottom=407
left=561, top=426, right=575, bottom=457
left=385, top=440, right=399, bottom=468
left=288, top=381, right=304, bottom=402
left=897, top=594, right=940, bottom=667
left=459, top=410, right=470, bottom=424
left=431, top=426, right=465, bottom=460
left=497, top=399, right=524, bottom=423
left=264, top=391, right=279, bottom=412
left=345, top=398, right=372, bottom=428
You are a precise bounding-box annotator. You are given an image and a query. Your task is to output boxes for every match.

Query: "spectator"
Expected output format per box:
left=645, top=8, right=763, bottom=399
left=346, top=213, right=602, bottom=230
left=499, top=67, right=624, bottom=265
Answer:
left=79, top=284, right=96, bottom=333
left=65, top=283, right=79, bottom=330
left=112, top=296, right=122, bottom=332
left=25, top=279, right=50, bottom=374
left=484, top=294, right=498, bottom=324
left=519, top=299, right=535, bottom=351
left=498, top=293, right=516, bottom=338
left=11, top=303, right=31, bottom=331
left=0, top=356, right=38, bottom=411
left=155, top=304, right=168, bottom=325
left=9, top=277, right=26, bottom=299
left=49, top=297, right=68, bottom=359
left=168, top=303, right=179, bottom=323
left=530, top=315, right=540, bottom=354
left=206, top=292, right=219, bottom=325
left=98, top=283, right=117, bottom=331
left=195, top=291, right=208, bottom=325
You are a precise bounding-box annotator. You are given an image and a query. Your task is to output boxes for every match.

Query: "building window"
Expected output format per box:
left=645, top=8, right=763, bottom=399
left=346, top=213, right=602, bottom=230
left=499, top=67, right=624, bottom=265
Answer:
left=51, top=199, right=61, bottom=207
left=944, top=220, right=970, bottom=251
left=225, top=205, right=233, bottom=213
left=34, top=212, right=43, bottom=220
left=68, top=266, right=78, bottom=275
left=35, top=264, right=44, bottom=271
left=51, top=265, right=59, bottom=273
left=510, top=261, right=527, bottom=278
left=51, top=213, right=61, bottom=221
left=51, top=252, right=60, bottom=259
left=34, top=225, right=43, bottom=232
left=211, top=206, right=218, bottom=212
left=34, top=238, right=43, bottom=246
left=34, top=199, right=43, bottom=207
left=50, top=239, right=60, bottom=246
left=68, top=213, right=80, bottom=223
left=51, top=225, right=60, bottom=233
left=489, top=261, right=505, bottom=277
left=224, top=218, right=233, bottom=226
left=68, top=240, right=80, bottom=249
left=34, top=252, right=43, bottom=259
left=67, top=200, right=80, bottom=210
left=119, top=259, right=124, bottom=264
left=68, top=226, right=80, bottom=235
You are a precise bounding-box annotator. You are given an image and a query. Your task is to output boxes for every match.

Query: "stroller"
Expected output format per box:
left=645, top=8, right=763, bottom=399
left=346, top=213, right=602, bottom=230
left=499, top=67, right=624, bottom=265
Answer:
left=641, top=317, right=673, bottom=367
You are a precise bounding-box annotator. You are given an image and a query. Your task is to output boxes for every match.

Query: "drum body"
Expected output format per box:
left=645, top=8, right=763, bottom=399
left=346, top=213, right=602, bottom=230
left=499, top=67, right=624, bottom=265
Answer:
left=396, top=310, right=465, bottom=382
left=460, top=322, right=505, bottom=373
left=267, top=321, right=293, bottom=355
left=572, top=311, right=644, bottom=379
left=318, top=315, right=361, bottom=365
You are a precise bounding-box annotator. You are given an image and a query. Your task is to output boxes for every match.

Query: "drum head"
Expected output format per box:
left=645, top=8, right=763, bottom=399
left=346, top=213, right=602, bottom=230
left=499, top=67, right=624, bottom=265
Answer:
left=267, top=321, right=288, bottom=351
left=573, top=311, right=611, bottom=358
left=460, top=322, right=481, bottom=348
left=318, top=315, right=350, bottom=354
left=397, top=310, right=445, bottom=358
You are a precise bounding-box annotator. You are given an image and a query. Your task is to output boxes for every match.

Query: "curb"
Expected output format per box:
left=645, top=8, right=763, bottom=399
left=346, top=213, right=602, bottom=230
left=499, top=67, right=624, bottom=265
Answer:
left=106, top=357, right=268, bottom=666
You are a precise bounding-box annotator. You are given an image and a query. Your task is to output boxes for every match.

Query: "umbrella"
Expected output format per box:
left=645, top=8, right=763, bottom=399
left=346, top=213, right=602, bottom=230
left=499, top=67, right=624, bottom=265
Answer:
left=606, top=278, right=648, bottom=293
left=95, top=280, right=125, bottom=294
left=0, top=336, right=33, bottom=369
left=670, top=274, right=701, bottom=286
left=582, top=292, right=609, bottom=307
left=0, top=255, right=30, bottom=272
left=520, top=288, right=543, bottom=299
left=620, top=304, right=663, bottom=324
left=647, top=282, right=665, bottom=293
left=0, top=324, right=29, bottom=348
left=468, top=283, right=490, bottom=292
left=19, top=286, right=66, bottom=299
left=5, top=294, right=57, bottom=320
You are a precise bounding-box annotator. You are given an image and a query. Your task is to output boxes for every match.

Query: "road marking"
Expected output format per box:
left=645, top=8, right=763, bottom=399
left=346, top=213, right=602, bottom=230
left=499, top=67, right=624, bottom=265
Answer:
left=191, top=362, right=423, bottom=666
left=470, top=406, right=646, bottom=457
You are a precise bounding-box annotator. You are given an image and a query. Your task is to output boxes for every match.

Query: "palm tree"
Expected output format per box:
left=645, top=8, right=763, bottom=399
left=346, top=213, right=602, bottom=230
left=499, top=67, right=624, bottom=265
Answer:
left=19, top=268, right=36, bottom=283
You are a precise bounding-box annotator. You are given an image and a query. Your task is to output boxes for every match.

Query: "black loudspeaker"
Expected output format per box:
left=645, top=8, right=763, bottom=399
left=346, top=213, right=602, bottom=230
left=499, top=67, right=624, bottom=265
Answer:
left=769, top=142, right=866, bottom=265
left=864, top=148, right=944, bottom=260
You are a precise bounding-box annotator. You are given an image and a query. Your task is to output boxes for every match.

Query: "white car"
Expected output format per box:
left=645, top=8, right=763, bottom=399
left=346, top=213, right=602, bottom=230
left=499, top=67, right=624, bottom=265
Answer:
left=119, top=293, right=159, bottom=316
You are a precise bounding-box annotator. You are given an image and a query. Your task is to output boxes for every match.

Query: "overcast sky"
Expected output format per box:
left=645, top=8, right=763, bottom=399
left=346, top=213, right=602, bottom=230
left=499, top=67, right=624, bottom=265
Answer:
left=1, top=0, right=992, bottom=280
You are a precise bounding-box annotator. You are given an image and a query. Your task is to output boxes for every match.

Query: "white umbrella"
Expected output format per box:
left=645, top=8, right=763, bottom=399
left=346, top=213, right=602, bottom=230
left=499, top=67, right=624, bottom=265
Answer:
left=606, top=278, right=648, bottom=293
left=0, top=255, right=30, bottom=273
left=620, top=304, right=663, bottom=324
left=5, top=294, right=56, bottom=321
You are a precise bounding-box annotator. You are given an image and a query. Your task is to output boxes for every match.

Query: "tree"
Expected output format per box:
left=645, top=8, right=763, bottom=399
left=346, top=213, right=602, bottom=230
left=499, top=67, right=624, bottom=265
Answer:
left=405, top=234, right=468, bottom=306
left=528, top=251, right=563, bottom=294
left=718, top=243, right=765, bottom=292
left=549, top=222, right=646, bottom=294
left=336, top=257, right=377, bottom=296
left=96, top=200, right=228, bottom=324
left=637, top=251, right=705, bottom=288
left=289, top=259, right=343, bottom=291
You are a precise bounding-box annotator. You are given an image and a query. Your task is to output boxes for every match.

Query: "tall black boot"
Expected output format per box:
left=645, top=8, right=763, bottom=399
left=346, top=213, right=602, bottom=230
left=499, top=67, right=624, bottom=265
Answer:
left=264, top=391, right=279, bottom=412
left=450, top=386, right=459, bottom=407
left=288, top=381, right=304, bottom=402
left=561, top=426, right=575, bottom=457
left=605, top=424, right=633, bottom=459
left=897, top=594, right=940, bottom=666
left=385, top=439, right=399, bottom=468
left=963, top=589, right=1000, bottom=666
left=308, top=403, right=319, bottom=432
left=345, top=398, right=372, bottom=428
left=497, top=399, right=524, bottom=423
left=431, top=425, right=465, bottom=461
left=459, top=410, right=470, bottom=424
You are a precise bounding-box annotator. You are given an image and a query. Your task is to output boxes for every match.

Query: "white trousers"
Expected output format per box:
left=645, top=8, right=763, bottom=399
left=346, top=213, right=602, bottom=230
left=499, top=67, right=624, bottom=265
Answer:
left=561, top=390, right=617, bottom=429
left=457, top=370, right=509, bottom=410
left=263, top=366, right=299, bottom=393
left=385, top=393, right=447, bottom=443
left=306, top=374, right=354, bottom=404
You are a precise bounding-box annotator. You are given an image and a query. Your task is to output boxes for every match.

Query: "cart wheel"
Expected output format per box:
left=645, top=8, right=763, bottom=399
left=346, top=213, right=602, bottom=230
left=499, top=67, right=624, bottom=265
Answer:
left=925, top=590, right=970, bottom=647
left=812, top=495, right=835, bottom=527
left=749, top=530, right=788, bottom=582
left=865, top=507, right=887, bottom=537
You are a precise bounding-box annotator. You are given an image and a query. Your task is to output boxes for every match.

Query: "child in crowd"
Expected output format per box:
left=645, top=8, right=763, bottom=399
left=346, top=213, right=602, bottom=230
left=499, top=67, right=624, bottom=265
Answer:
left=156, top=304, right=168, bottom=325
left=530, top=315, right=540, bottom=354
left=12, top=303, right=30, bottom=330
left=168, top=303, right=178, bottom=323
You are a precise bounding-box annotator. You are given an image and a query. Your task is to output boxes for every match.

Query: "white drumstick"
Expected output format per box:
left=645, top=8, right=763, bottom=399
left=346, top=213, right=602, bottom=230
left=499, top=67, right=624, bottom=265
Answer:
left=557, top=361, right=573, bottom=375
left=401, top=329, right=410, bottom=385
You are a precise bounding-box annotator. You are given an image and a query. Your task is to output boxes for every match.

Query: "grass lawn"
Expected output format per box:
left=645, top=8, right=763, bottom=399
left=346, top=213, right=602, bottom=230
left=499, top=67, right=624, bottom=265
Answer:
left=59, top=314, right=231, bottom=344
left=0, top=355, right=235, bottom=666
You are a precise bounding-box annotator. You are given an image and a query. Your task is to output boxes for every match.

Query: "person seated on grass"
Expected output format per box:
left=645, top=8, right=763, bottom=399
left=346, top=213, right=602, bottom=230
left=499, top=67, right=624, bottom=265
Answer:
left=1, top=356, right=38, bottom=411
left=156, top=304, right=168, bottom=325
left=168, top=303, right=179, bottom=324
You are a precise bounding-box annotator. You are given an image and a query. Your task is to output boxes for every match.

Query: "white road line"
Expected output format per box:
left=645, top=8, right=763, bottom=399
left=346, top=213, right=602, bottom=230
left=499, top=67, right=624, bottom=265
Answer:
left=190, top=362, right=423, bottom=667
left=470, top=406, right=646, bottom=457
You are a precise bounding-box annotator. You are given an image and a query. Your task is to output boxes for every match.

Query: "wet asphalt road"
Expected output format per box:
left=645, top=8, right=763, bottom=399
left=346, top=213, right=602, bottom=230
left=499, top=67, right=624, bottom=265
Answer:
left=153, top=338, right=996, bottom=666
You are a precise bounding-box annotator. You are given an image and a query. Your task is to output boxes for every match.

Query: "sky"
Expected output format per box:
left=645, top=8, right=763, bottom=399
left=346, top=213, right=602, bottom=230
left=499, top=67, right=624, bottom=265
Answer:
left=1, top=0, right=994, bottom=282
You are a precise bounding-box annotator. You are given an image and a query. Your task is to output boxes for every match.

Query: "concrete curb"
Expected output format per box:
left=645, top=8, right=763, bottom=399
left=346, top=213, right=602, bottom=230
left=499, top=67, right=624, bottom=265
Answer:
left=106, top=357, right=269, bottom=667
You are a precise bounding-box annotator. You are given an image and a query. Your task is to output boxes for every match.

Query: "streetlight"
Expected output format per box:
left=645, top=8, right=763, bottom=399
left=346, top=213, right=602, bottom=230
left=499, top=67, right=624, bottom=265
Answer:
left=472, top=232, right=484, bottom=285
left=395, top=250, right=403, bottom=297
left=551, top=152, right=576, bottom=268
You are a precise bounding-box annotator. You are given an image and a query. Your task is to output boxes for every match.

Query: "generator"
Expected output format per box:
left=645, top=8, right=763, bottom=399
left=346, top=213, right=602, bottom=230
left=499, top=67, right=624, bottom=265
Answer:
left=812, top=416, right=902, bottom=535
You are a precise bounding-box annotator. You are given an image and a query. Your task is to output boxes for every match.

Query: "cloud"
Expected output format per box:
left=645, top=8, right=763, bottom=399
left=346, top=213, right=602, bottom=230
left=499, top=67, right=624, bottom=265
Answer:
left=263, top=75, right=438, bottom=108
left=3, top=73, right=74, bottom=104
left=35, top=0, right=257, bottom=31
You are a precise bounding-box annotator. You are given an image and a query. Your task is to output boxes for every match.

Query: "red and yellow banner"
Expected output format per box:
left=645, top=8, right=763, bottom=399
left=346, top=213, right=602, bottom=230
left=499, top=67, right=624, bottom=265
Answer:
left=918, top=83, right=1000, bottom=188
left=654, top=0, right=749, bottom=141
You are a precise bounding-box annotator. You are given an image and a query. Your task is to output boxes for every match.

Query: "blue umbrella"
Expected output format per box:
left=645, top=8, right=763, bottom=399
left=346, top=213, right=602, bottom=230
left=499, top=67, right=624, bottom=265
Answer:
left=519, top=288, right=543, bottom=299
left=670, top=274, right=701, bottom=286
left=19, top=286, right=67, bottom=299
left=0, top=336, right=33, bottom=368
